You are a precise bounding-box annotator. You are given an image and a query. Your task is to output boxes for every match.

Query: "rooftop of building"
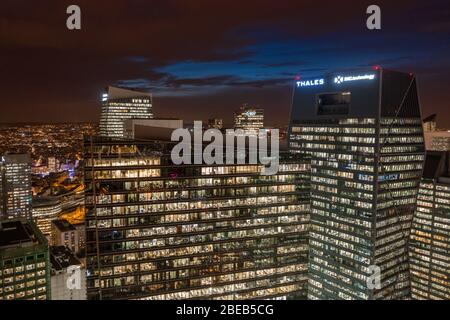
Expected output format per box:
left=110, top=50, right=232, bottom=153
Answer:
left=0, top=220, right=32, bottom=248
left=424, top=130, right=450, bottom=136
left=32, top=197, right=61, bottom=208
left=0, top=220, right=45, bottom=250
left=106, top=85, right=152, bottom=100
left=1, top=153, right=31, bottom=164
left=423, top=113, right=437, bottom=123
left=50, top=245, right=81, bottom=271
left=51, top=218, right=76, bottom=232
left=292, top=67, right=418, bottom=106
left=235, top=104, right=264, bottom=114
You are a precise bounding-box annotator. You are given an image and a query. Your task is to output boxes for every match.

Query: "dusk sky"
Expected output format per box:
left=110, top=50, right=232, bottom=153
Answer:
left=1, top=0, right=449, bottom=127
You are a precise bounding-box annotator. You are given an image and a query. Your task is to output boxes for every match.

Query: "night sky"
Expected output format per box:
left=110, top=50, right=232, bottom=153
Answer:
left=1, top=0, right=449, bottom=127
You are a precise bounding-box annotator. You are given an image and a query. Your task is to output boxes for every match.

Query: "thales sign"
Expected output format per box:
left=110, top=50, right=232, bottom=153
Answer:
left=296, top=78, right=324, bottom=87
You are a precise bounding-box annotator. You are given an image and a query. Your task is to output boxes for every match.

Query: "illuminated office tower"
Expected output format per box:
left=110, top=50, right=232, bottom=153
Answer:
left=289, top=68, right=425, bottom=299
left=424, top=131, right=450, bottom=151
left=0, top=154, right=32, bottom=220
left=422, top=114, right=437, bottom=132
left=83, top=135, right=310, bottom=300
left=99, top=86, right=153, bottom=138
left=423, top=113, right=450, bottom=151
left=47, top=157, right=59, bottom=173
left=234, top=104, right=264, bottom=135
left=0, top=219, right=51, bottom=300
left=32, top=198, right=62, bottom=236
left=409, top=151, right=450, bottom=300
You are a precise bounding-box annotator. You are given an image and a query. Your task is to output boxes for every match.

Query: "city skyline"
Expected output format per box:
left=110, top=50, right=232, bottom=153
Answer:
left=1, top=1, right=450, bottom=127
left=1, top=1, right=449, bottom=304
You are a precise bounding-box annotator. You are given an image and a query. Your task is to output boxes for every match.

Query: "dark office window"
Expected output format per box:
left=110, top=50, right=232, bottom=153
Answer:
left=317, top=92, right=351, bottom=115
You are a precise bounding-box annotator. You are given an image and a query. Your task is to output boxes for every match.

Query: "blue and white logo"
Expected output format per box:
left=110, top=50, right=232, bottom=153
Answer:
left=334, top=74, right=375, bottom=84
left=334, top=76, right=344, bottom=84
left=296, top=78, right=324, bottom=87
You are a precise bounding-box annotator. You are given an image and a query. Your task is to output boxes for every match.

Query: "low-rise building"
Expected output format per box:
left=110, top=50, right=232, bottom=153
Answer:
left=50, top=245, right=86, bottom=300
left=51, top=219, right=82, bottom=256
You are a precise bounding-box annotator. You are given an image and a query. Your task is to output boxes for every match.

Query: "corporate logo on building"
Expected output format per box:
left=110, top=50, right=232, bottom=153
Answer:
left=296, top=78, right=324, bottom=87
left=334, top=74, right=375, bottom=84
left=244, top=110, right=256, bottom=117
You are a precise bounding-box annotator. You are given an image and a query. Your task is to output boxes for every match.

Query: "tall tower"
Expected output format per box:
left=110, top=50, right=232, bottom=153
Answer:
left=289, top=68, right=425, bottom=299
left=99, top=86, right=153, bottom=138
left=0, top=153, right=32, bottom=220
left=409, top=151, right=450, bottom=300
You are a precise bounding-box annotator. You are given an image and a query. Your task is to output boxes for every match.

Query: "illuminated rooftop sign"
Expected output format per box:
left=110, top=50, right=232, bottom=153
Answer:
left=296, top=78, right=324, bottom=87
left=334, top=74, right=375, bottom=84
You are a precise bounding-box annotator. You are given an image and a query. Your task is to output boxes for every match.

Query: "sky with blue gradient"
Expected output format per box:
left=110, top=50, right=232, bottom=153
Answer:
left=1, top=0, right=449, bottom=127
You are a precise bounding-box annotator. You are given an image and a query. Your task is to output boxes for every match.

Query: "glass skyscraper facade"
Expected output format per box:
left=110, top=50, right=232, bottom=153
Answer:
left=99, top=86, right=153, bottom=138
left=84, top=137, right=310, bottom=300
left=0, top=154, right=32, bottom=220
left=289, top=68, right=425, bottom=299
left=409, top=151, right=450, bottom=300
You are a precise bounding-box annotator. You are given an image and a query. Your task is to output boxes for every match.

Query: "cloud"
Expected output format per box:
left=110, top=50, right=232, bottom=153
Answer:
left=0, top=0, right=449, bottom=125
left=163, top=74, right=292, bottom=88
left=263, top=61, right=307, bottom=68
left=124, top=56, right=149, bottom=63
left=164, top=75, right=238, bottom=88
left=362, top=56, right=414, bottom=67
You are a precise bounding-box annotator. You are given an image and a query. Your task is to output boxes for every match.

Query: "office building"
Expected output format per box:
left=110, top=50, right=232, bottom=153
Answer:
left=422, top=114, right=450, bottom=151
left=0, top=154, right=32, bottom=220
left=424, top=131, right=450, bottom=151
left=234, top=104, right=264, bottom=135
left=409, top=151, right=450, bottom=300
left=73, top=222, right=86, bottom=259
left=99, top=86, right=153, bottom=138
left=289, top=68, right=425, bottom=299
left=0, top=219, right=51, bottom=300
left=84, top=134, right=310, bottom=300
left=50, top=246, right=86, bottom=300
left=32, top=197, right=62, bottom=236
left=51, top=219, right=82, bottom=256
left=47, top=157, right=60, bottom=173
left=423, top=114, right=437, bottom=132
